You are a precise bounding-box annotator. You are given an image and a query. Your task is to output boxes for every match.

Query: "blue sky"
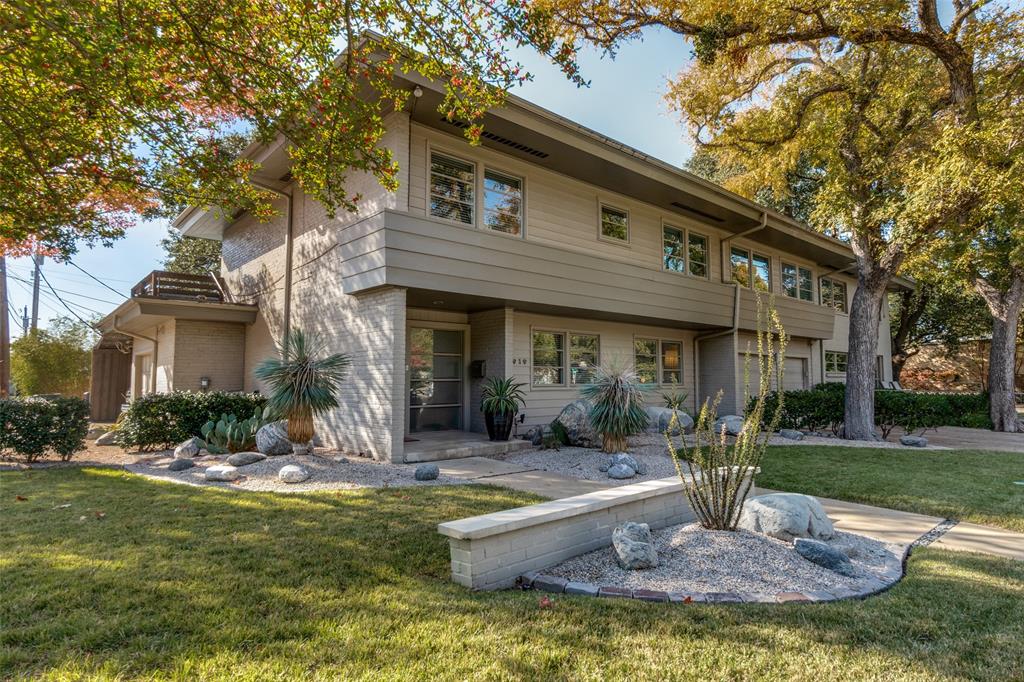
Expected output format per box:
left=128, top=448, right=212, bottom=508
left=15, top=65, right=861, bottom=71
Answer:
left=5, top=29, right=695, bottom=336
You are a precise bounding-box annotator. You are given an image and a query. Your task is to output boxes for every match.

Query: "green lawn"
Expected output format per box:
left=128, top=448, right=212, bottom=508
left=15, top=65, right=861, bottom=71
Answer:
left=2, top=469, right=1023, bottom=680
left=759, top=446, right=1024, bottom=533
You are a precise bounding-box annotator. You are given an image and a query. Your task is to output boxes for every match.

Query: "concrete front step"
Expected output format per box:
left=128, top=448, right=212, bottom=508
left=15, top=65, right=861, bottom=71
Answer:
left=404, top=436, right=532, bottom=463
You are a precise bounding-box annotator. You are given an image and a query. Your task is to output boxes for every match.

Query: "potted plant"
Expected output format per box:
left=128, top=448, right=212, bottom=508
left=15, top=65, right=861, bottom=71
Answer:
left=480, top=376, right=526, bottom=441
left=254, top=329, right=351, bottom=454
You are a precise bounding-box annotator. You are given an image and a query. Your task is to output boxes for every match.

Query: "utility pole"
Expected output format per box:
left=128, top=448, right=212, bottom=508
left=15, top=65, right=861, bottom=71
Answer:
left=0, top=256, right=9, bottom=397
left=21, top=306, right=28, bottom=335
left=30, top=253, right=42, bottom=331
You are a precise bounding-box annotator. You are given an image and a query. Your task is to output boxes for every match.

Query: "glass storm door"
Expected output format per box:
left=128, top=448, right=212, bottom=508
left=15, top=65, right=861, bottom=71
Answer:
left=408, top=328, right=464, bottom=432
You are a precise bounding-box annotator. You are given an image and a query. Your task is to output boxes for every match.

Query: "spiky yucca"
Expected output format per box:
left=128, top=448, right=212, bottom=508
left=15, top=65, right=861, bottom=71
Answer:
left=581, top=365, right=649, bottom=453
left=667, top=294, right=786, bottom=530
left=253, top=330, right=351, bottom=444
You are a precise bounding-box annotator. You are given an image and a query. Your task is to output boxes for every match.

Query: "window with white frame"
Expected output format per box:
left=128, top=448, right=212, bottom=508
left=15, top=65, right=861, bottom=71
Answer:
left=825, top=351, right=848, bottom=374
left=661, top=340, right=682, bottom=384
left=732, top=248, right=771, bottom=290
left=429, top=152, right=475, bottom=225
left=569, top=334, right=599, bottom=385
left=532, top=331, right=564, bottom=386
left=483, top=169, right=523, bottom=235
left=782, top=263, right=814, bottom=301
left=688, top=233, right=709, bottom=278
left=820, top=277, right=848, bottom=313
left=663, top=225, right=685, bottom=272
left=634, top=338, right=683, bottom=385
left=600, top=204, right=629, bottom=242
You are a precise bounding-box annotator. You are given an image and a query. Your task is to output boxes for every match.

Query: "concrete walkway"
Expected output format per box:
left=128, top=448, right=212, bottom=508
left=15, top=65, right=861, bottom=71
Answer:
left=435, top=457, right=608, bottom=498
left=890, top=426, right=1024, bottom=453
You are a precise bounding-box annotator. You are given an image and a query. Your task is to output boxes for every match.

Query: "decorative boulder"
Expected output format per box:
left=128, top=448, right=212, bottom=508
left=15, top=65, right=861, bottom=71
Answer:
left=612, top=522, right=658, bottom=570
left=738, top=493, right=836, bottom=542
left=95, top=430, right=119, bottom=446
left=256, top=421, right=292, bottom=456
left=205, top=465, right=240, bottom=482
left=555, top=399, right=599, bottom=448
left=779, top=429, right=804, bottom=441
left=414, top=464, right=440, bottom=481
left=525, top=426, right=545, bottom=447
left=900, top=435, right=928, bottom=448
left=794, top=538, right=858, bottom=577
left=168, top=459, right=194, bottom=472
left=607, top=463, right=637, bottom=479
left=278, top=464, right=310, bottom=483
left=86, top=426, right=109, bottom=440
left=227, top=451, right=267, bottom=467
left=174, top=437, right=204, bottom=459
left=713, top=415, right=746, bottom=436
left=606, top=453, right=646, bottom=477
left=645, top=406, right=694, bottom=435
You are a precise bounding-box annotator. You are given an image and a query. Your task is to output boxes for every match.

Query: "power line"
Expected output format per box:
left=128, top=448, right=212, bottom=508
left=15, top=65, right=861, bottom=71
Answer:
left=6, top=274, right=121, bottom=306
left=37, top=268, right=98, bottom=329
left=66, top=260, right=129, bottom=298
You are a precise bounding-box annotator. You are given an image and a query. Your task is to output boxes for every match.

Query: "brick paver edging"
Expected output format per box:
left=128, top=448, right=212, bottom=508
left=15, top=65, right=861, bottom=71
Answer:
left=514, top=519, right=960, bottom=604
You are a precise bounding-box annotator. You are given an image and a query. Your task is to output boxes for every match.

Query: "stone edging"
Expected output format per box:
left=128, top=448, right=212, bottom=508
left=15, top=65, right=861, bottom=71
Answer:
left=514, top=520, right=962, bottom=604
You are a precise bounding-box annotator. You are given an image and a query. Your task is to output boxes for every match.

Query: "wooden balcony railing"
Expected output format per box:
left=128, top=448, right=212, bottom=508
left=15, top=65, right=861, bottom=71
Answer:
left=131, top=271, right=230, bottom=303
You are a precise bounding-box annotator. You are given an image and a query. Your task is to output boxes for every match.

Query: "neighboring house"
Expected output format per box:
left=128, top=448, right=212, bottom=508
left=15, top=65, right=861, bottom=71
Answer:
left=901, top=338, right=1024, bottom=393
left=98, top=73, right=910, bottom=461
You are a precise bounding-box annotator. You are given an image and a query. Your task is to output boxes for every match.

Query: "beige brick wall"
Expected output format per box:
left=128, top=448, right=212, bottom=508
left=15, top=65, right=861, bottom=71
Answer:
left=468, top=308, right=514, bottom=433
left=172, top=320, right=246, bottom=393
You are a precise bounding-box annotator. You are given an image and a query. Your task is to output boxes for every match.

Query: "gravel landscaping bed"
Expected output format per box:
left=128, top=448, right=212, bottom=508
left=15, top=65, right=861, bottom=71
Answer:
left=543, top=522, right=903, bottom=597
left=495, top=434, right=680, bottom=485
left=125, top=451, right=470, bottom=491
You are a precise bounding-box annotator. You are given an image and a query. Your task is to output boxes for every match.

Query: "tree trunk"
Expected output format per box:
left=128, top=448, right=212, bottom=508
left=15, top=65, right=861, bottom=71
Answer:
left=890, top=288, right=927, bottom=382
left=844, top=277, right=888, bottom=440
left=977, top=273, right=1024, bottom=432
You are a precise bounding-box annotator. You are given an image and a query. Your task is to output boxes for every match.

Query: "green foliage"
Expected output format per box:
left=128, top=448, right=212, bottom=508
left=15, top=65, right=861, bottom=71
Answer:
left=117, top=391, right=267, bottom=451
left=160, top=231, right=222, bottom=275
left=670, top=296, right=787, bottom=530
left=10, top=320, right=93, bottom=397
left=0, top=396, right=89, bottom=462
left=661, top=383, right=689, bottom=411
left=580, top=365, right=649, bottom=453
left=480, top=377, right=526, bottom=416
left=547, top=419, right=569, bottom=446
left=199, top=409, right=264, bottom=454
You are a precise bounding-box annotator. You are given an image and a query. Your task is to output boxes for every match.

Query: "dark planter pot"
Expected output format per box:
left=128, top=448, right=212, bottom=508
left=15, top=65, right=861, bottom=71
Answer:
left=484, top=410, right=516, bottom=441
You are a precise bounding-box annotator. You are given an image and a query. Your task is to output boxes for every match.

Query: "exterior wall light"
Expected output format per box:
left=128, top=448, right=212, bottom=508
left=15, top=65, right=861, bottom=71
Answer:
left=200, top=376, right=211, bottom=391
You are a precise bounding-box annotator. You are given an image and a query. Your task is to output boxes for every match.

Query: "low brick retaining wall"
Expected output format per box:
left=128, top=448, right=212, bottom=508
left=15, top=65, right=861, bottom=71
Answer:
left=437, top=477, right=696, bottom=590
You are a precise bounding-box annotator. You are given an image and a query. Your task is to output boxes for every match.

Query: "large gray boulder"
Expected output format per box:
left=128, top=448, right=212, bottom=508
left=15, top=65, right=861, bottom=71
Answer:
left=899, top=435, right=928, bottom=448
left=227, top=451, right=267, bottom=467
left=168, top=458, right=194, bottom=472
left=278, top=464, right=310, bottom=483
left=612, top=522, right=658, bottom=570
left=256, top=421, right=292, bottom=456
left=414, top=464, right=439, bottom=481
left=205, top=465, right=240, bottom=482
left=174, top=437, right=204, bottom=459
left=645, top=406, right=693, bottom=435
left=607, top=463, right=637, bottom=479
left=713, top=415, right=746, bottom=436
left=794, top=538, right=857, bottom=577
left=555, top=399, right=599, bottom=448
left=95, top=430, right=119, bottom=446
left=779, top=429, right=804, bottom=441
left=738, top=493, right=835, bottom=542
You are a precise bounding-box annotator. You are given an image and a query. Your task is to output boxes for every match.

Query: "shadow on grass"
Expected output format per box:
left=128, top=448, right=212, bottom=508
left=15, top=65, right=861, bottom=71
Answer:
left=1, top=467, right=1022, bottom=680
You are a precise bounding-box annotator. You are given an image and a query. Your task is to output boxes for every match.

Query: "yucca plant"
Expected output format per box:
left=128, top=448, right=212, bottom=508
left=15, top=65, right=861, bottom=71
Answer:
left=661, top=381, right=689, bottom=412
left=667, top=294, right=786, bottom=530
left=581, top=364, right=649, bottom=453
left=254, top=329, right=351, bottom=448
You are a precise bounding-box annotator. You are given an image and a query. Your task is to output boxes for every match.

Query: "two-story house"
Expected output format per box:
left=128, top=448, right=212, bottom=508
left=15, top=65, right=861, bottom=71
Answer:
left=97, top=70, right=909, bottom=462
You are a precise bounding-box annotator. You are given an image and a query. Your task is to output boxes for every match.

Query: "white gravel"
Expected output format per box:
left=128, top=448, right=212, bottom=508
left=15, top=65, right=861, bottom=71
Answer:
left=125, top=450, right=470, bottom=492
left=768, top=434, right=951, bottom=450
left=546, top=522, right=902, bottom=594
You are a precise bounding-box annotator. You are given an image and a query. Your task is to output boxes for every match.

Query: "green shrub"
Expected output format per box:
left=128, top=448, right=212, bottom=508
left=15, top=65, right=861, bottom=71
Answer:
left=756, top=386, right=844, bottom=434
left=0, top=396, right=89, bottom=462
left=117, top=391, right=267, bottom=451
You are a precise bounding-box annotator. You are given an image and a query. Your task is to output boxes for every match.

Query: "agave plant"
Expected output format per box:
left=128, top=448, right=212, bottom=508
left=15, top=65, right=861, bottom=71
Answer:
left=254, top=329, right=351, bottom=446
left=580, top=364, right=649, bottom=453
left=480, top=377, right=526, bottom=415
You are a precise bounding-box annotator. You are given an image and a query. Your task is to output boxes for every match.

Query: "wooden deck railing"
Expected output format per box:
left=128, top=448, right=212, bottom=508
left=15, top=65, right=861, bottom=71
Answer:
left=131, top=271, right=230, bottom=302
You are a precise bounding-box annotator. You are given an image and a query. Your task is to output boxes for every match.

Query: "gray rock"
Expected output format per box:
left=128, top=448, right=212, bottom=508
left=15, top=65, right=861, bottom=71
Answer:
left=333, top=456, right=350, bottom=464
left=205, top=465, right=240, bottom=482
left=525, top=425, right=545, bottom=446
left=713, top=415, right=746, bottom=436
left=414, top=464, right=440, bottom=481
left=86, top=426, right=109, bottom=440
left=256, top=421, right=292, bottom=456
left=278, top=464, right=310, bottom=483
left=794, top=538, right=858, bottom=577
left=645, top=406, right=694, bottom=435
left=555, top=399, right=599, bottom=448
left=226, top=451, right=267, bottom=467
left=779, top=429, right=804, bottom=441
left=738, top=493, right=836, bottom=542
left=612, top=522, right=658, bottom=569
left=95, top=430, right=119, bottom=446
left=174, top=437, right=204, bottom=459
left=899, top=435, right=928, bottom=447
left=598, top=463, right=609, bottom=473
left=607, top=463, right=637, bottom=479
left=606, top=452, right=647, bottom=476
left=168, top=458, right=194, bottom=472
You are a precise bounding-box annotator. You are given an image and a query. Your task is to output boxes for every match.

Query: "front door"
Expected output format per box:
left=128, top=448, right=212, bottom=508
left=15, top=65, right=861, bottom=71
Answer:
left=408, top=328, right=464, bottom=432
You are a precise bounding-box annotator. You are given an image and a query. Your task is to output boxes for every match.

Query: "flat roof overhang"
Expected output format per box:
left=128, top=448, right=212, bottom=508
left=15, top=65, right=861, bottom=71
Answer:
left=97, top=298, right=258, bottom=336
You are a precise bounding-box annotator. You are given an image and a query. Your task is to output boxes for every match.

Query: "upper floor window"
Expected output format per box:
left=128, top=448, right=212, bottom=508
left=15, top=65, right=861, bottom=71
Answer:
left=600, top=204, right=629, bottom=242
left=731, top=247, right=751, bottom=287
left=782, top=263, right=813, bottom=301
left=663, top=225, right=686, bottom=273
left=430, top=152, right=474, bottom=225
left=751, top=253, right=771, bottom=291
left=663, top=226, right=709, bottom=278
left=634, top=338, right=683, bottom=385
left=688, top=233, right=708, bottom=278
left=483, top=169, right=523, bottom=235
left=820, top=277, right=848, bottom=313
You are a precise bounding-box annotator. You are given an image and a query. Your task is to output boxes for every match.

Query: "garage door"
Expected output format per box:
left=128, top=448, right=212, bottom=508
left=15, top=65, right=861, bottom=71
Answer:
left=739, top=355, right=807, bottom=393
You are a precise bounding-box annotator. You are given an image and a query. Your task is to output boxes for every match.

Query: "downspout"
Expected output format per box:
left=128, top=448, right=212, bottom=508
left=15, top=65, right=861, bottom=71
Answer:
left=251, top=181, right=295, bottom=341
left=111, top=315, right=158, bottom=397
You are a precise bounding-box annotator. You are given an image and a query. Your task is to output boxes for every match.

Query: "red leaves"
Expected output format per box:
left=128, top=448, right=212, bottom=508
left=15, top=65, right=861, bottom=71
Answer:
left=15, top=495, right=27, bottom=502
left=538, top=595, right=554, bottom=609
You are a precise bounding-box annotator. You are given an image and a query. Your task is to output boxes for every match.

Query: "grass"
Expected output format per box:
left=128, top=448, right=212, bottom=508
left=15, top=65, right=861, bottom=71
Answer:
left=2, top=468, right=1023, bottom=680
left=759, top=446, right=1024, bottom=533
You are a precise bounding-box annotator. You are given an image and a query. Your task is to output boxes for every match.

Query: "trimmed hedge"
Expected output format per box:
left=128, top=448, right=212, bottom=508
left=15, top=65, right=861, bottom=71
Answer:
left=749, top=386, right=992, bottom=436
left=0, top=397, right=90, bottom=462
left=116, top=391, right=267, bottom=451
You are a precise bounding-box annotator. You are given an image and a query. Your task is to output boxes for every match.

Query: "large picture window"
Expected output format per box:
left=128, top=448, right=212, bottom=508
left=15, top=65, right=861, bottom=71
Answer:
left=782, top=263, right=814, bottom=301
left=825, top=351, right=848, bottom=374
left=569, top=334, right=599, bottom=385
left=532, top=331, right=564, bottom=386
left=600, top=204, right=629, bottom=242
left=430, top=152, right=474, bottom=225
left=483, top=169, right=523, bottom=235
left=820, top=277, right=848, bottom=313
left=533, top=331, right=601, bottom=386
